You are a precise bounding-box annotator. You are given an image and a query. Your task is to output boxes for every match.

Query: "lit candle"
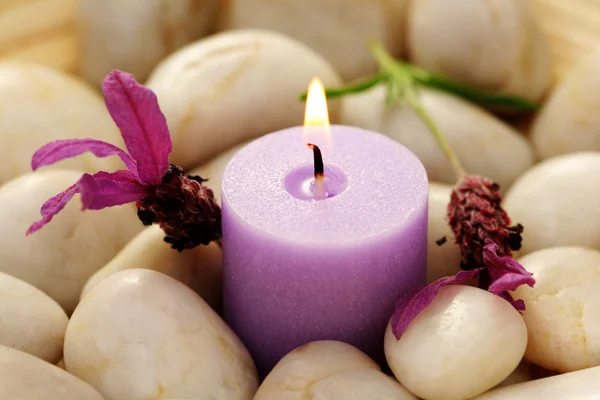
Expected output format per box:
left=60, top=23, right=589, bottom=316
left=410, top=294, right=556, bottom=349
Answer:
left=221, top=78, right=429, bottom=375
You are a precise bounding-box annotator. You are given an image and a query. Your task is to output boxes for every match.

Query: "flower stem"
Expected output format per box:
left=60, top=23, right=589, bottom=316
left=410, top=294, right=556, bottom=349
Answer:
left=298, top=73, right=384, bottom=101
left=406, top=65, right=539, bottom=112
left=370, top=41, right=466, bottom=180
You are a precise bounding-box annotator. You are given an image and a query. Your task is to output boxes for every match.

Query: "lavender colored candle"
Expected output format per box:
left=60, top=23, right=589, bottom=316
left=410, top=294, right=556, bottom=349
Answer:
left=221, top=121, right=429, bottom=374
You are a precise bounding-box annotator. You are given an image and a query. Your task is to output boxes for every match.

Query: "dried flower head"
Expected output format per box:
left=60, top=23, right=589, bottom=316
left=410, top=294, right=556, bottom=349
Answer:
left=448, top=175, right=523, bottom=270
left=26, top=70, right=221, bottom=251
left=391, top=175, right=535, bottom=339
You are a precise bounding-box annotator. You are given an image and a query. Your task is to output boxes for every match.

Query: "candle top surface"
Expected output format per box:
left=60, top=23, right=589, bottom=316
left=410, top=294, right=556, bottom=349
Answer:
left=222, top=125, right=428, bottom=245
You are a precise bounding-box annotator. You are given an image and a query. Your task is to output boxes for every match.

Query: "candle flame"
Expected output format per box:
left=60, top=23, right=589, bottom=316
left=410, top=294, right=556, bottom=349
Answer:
left=303, top=77, right=331, bottom=147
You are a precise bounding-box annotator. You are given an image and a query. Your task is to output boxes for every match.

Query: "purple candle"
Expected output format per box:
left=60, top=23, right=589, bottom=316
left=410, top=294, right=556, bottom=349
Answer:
left=221, top=80, right=428, bottom=375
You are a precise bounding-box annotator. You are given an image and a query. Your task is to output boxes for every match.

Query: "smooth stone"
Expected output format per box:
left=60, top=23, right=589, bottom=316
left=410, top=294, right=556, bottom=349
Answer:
left=471, top=365, right=600, bottom=399
left=0, top=170, right=142, bottom=314
left=0, top=62, right=124, bottom=186
left=80, top=0, right=218, bottom=86
left=0, top=345, right=103, bottom=400
left=81, top=225, right=222, bottom=312
left=57, top=359, right=66, bottom=370
left=340, top=86, right=534, bottom=189
left=385, top=285, right=527, bottom=400
left=0, top=271, right=68, bottom=363
left=407, top=0, right=550, bottom=102
left=427, top=183, right=461, bottom=282
left=187, top=142, right=247, bottom=204
left=218, top=0, right=408, bottom=81
left=512, top=247, right=600, bottom=372
left=495, top=361, right=532, bottom=388
left=255, top=340, right=416, bottom=400
left=65, top=269, right=258, bottom=400
left=531, top=50, right=600, bottom=159
left=503, top=152, right=600, bottom=255
left=147, top=29, right=342, bottom=169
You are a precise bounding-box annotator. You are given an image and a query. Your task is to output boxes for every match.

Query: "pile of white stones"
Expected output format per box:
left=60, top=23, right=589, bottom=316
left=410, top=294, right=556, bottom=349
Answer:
left=2, top=1, right=600, bottom=399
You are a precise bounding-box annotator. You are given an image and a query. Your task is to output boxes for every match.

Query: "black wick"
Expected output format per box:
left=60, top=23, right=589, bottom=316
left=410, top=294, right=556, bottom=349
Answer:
left=306, top=143, right=324, bottom=180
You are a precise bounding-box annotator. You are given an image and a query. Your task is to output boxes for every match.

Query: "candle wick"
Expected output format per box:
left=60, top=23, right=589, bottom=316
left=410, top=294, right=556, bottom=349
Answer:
left=307, top=143, right=326, bottom=199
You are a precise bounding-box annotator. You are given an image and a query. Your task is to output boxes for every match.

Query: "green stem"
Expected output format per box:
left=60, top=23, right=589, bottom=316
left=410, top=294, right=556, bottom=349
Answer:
left=298, top=73, right=384, bottom=101
left=370, top=41, right=466, bottom=180
left=406, top=65, right=539, bottom=111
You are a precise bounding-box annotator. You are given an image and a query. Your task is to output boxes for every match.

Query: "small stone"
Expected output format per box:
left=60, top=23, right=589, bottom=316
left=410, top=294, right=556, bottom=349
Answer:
left=81, top=224, right=223, bottom=312
left=147, top=30, right=342, bottom=169
left=80, top=0, right=217, bottom=86
left=531, top=50, right=600, bottom=160
left=255, top=341, right=416, bottom=400
left=407, top=0, right=550, bottom=102
left=65, top=269, right=258, bottom=400
left=0, top=170, right=142, bottom=314
left=385, top=285, right=527, bottom=400
left=0, top=271, right=67, bottom=363
left=0, top=345, right=103, bottom=400
left=503, top=152, right=600, bottom=255
left=427, top=183, right=461, bottom=282
left=471, top=365, right=600, bottom=399
left=0, top=62, right=124, bottom=186
left=512, top=246, right=600, bottom=372
left=218, top=0, right=409, bottom=81
left=495, top=360, right=532, bottom=388
left=340, top=86, right=534, bottom=189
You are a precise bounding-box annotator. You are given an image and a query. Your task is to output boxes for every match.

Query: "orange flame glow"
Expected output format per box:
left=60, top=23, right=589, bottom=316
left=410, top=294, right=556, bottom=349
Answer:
left=303, top=77, right=331, bottom=148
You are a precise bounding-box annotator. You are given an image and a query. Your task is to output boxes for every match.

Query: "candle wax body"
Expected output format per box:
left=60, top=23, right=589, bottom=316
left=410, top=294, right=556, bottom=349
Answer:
left=221, top=125, right=428, bottom=375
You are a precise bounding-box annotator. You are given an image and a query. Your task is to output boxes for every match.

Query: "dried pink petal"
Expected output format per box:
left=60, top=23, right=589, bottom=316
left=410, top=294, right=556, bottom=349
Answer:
left=31, top=138, right=139, bottom=178
left=485, top=239, right=535, bottom=300
left=79, top=171, right=149, bottom=210
left=103, top=70, right=172, bottom=185
left=27, top=170, right=148, bottom=235
left=391, top=268, right=483, bottom=339
left=27, top=183, right=80, bottom=235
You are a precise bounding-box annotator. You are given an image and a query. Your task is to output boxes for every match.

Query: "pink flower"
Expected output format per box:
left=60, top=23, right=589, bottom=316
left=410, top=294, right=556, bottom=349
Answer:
left=27, top=70, right=221, bottom=251
left=391, top=176, right=535, bottom=339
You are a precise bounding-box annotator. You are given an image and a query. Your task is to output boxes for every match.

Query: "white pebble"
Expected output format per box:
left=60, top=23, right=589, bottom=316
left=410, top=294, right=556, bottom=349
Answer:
left=255, top=341, right=416, bottom=400
left=147, top=29, right=342, bottom=168
left=341, top=86, right=534, bottom=189
left=0, top=169, right=142, bottom=313
left=0, top=63, right=124, bottom=185
left=427, top=183, right=461, bottom=282
left=472, top=365, right=600, bottom=399
left=80, top=0, right=217, bottom=86
left=495, top=360, right=532, bottom=388
left=65, top=269, right=258, bottom=400
left=81, top=225, right=222, bottom=311
left=407, top=0, right=550, bottom=101
left=0, top=345, right=103, bottom=400
left=531, top=50, right=600, bottom=159
left=512, top=247, right=600, bottom=372
left=219, top=0, right=408, bottom=81
left=385, top=285, right=527, bottom=400
left=503, top=152, right=600, bottom=255
left=0, top=271, right=67, bottom=363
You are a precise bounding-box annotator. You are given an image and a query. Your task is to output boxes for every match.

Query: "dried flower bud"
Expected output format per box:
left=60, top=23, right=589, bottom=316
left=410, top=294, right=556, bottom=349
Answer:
left=448, top=175, right=523, bottom=270
left=136, top=165, right=221, bottom=251
left=390, top=175, right=534, bottom=340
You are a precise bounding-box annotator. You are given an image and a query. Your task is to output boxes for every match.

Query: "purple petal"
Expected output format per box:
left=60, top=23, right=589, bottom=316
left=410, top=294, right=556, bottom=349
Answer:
left=26, top=183, right=79, bottom=235
left=391, top=268, right=483, bottom=339
left=79, top=170, right=149, bottom=210
left=31, top=139, right=139, bottom=180
left=103, top=70, right=172, bottom=185
left=484, top=240, right=535, bottom=294
left=27, top=170, right=149, bottom=235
